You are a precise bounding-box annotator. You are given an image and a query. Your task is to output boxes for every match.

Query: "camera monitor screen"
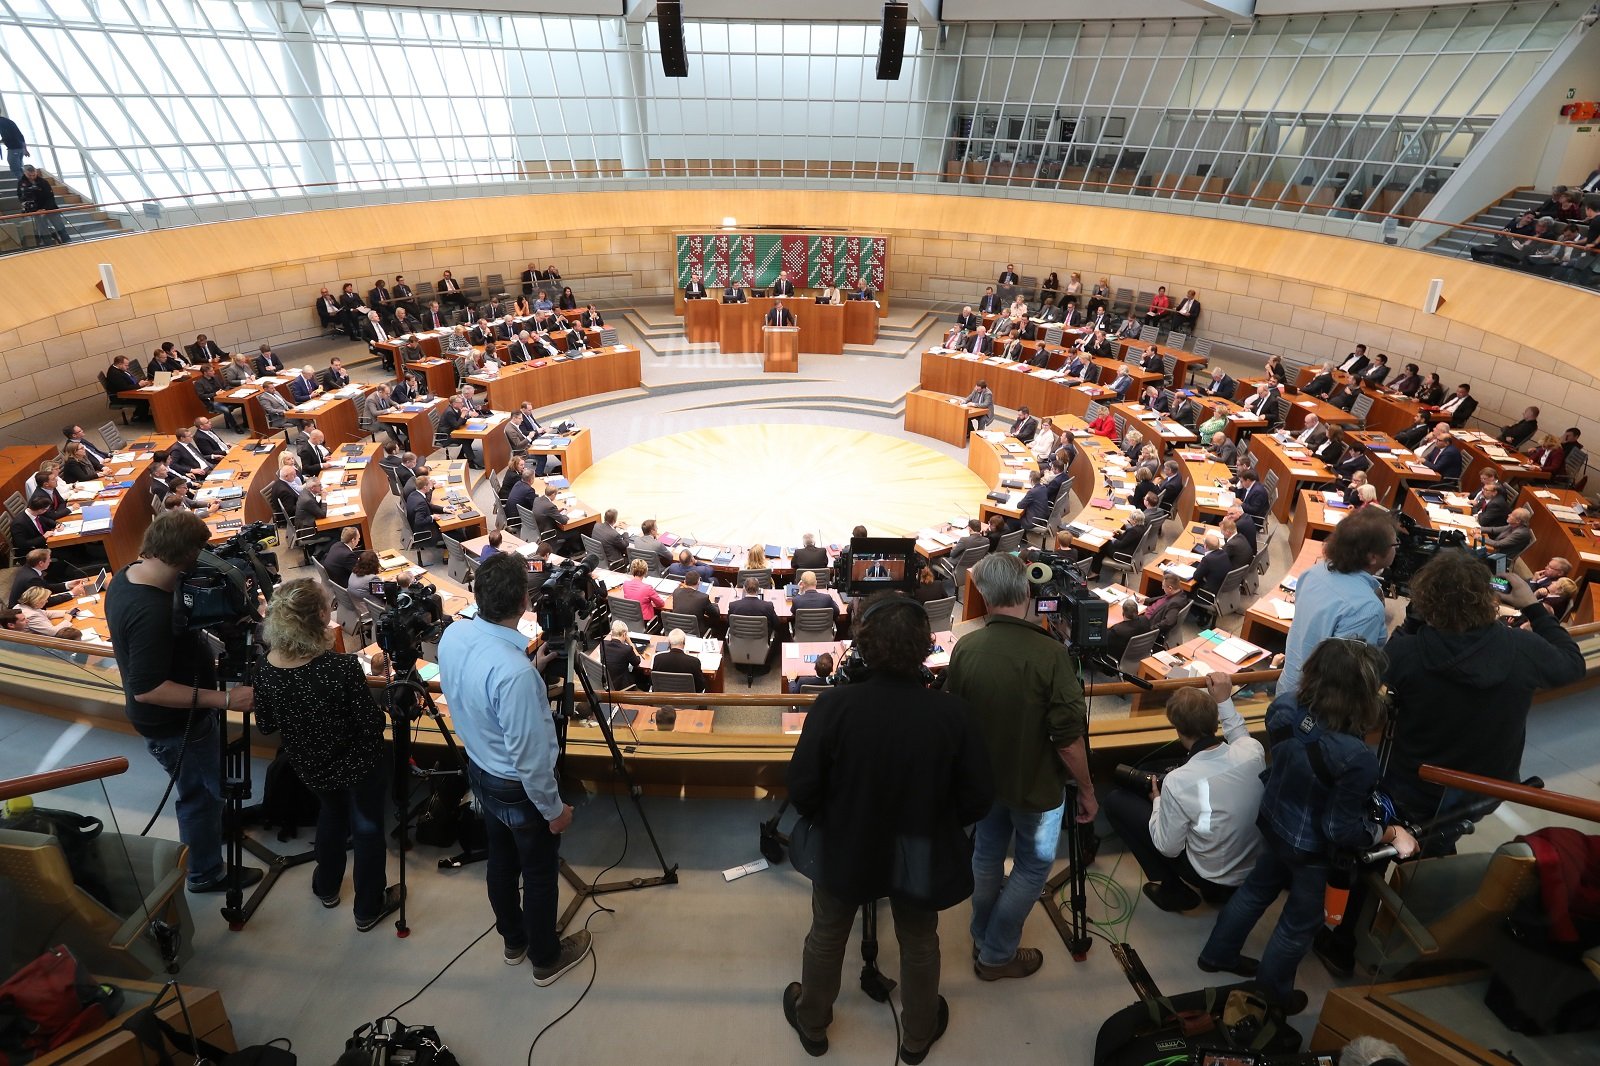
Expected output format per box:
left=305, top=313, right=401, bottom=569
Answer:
left=844, top=537, right=919, bottom=594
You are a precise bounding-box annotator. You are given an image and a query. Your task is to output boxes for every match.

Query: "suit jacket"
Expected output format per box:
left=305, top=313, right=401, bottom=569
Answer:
left=998, top=271, right=1018, bottom=285
left=1157, top=475, right=1183, bottom=512
left=1224, top=532, right=1253, bottom=570
left=1439, top=395, right=1478, bottom=427
left=790, top=545, right=830, bottom=572
left=651, top=647, right=707, bottom=691
left=1103, top=615, right=1154, bottom=662
left=256, top=352, right=286, bottom=376
left=436, top=275, right=464, bottom=298
left=722, top=287, right=747, bottom=303
left=580, top=310, right=605, bottom=329
left=1294, top=422, right=1328, bottom=450
left=978, top=294, right=1000, bottom=313
left=529, top=495, right=567, bottom=534
left=955, top=312, right=979, bottom=332
left=168, top=441, right=210, bottom=477
left=265, top=476, right=300, bottom=519
left=1009, top=415, right=1038, bottom=443
left=1388, top=373, right=1422, bottom=397
left=106, top=366, right=141, bottom=394
left=61, top=457, right=99, bottom=484
left=1473, top=486, right=1513, bottom=528
left=1336, top=352, right=1370, bottom=375
left=1171, top=297, right=1201, bottom=324
left=1499, top=419, right=1537, bottom=446
left=1192, top=548, right=1232, bottom=594
left=1482, top=523, right=1533, bottom=559
left=368, top=286, right=391, bottom=309
left=1203, top=374, right=1235, bottom=398
left=506, top=479, right=538, bottom=519
left=1000, top=338, right=1026, bottom=361
left=188, top=340, right=226, bottom=362
left=194, top=428, right=228, bottom=460
left=1145, top=591, right=1191, bottom=634
left=403, top=488, right=442, bottom=537
left=7, top=567, right=72, bottom=609
left=765, top=307, right=794, bottom=326
left=772, top=279, right=796, bottom=296
left=222, top=361, right=254, bottom=387
left=293, top=490, right=327, bottom=533
left=590, top=522, right=629, bottom=566
left=321, top=368, right=351, bottom=391
left=669, top=585, right=719, bottom=632
left=287, top=375, right=318, bottom=404
left=11, top=512, right=53, bottom=555
left=1362, top=364, right=1390, bottom=386
left=966, top=334, right=993, bottom=356
left=323, top=541, right=358, bottom=588
left=791, top=589, right=839, bottom=623
left=1303, top=372, right=1335, bottom=398
left=1018, top=483, right=1051, bottom=528
left=1427, top=443, right=1464, bottom=481
left=633, top=534, right=673, bottom=565
left=1239, top=482, right=1270, bottom=518
left=727, top=593, right=780, bottom=634
left=297, top=439, right=327, bottom=477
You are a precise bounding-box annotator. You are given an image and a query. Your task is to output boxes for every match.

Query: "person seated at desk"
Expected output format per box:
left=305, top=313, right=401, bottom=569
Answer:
left=1471, top=470, right=1514, bottom=528
left=530, top=484, right=580, bottom=554
left=789, top=533, right=829, bottom=573
left=999, top=331, right=1026, bottom=361
left=16, top=585, right=83, bottom=639
left=1055, top=350, right=1089, bottom=382
left=105, top=355, right=151, bottom=420
left=195, top=417, right=231, bottom=461
left=666, top=548, right=713, bottom=587
left=532, top=290, right=554, bottom=314
left=789, top=651, right=835, bottom=695
left=1129, top=467, right=1160, bottom=512
left=1220, top=516, right=1253, bottom=570
left=727, top=577, right=780, bottom=636
left=722, top=280, right=748, bottom=303
left=1199, top=366, right=1234, bottom=399
left=296, top=428, right=330, bottom=478
left=654, top=628, right=708, bottom=692
left=11, top=494, right=58, bottom=556
left=507, top=466, right=539, bottom=520
left=1528, top=577, right=1579, bottom=623
left=402, top=476, right=448, bottom=547
left=1302, top=362, right=1336, bottom=399
left=1007, top=406, right=1039, bottom=443
left=346, top=551, right=382, bottom=597
left=771, top=270, right=797, bottom=298
left=267, top=461, right=303, bottom=520
left=1144, top=286, right=1170, bottom=325
left=1143, top=571, right=1190, bottom=638
left=912, top=567, right=951, bottom=605
left=1235, top=470, right=1270, bottom=521
left=1480, top=507, right=1534, bottom=564
left=9, top=549, right=89, bottom=608
left=251, top=344, right=283, bottom=378
left=321, top=526, right=362, bottom=589
left=683, top=271, right=708, bottom=299
left=221, top=352, right=255, bottom=388
left=148, top=346, right=185, bottom=376
left=1107, top=364, right=1135, bottom=402
left=1156, top=461, right=1184, bottom=513
left=599, top=619, right=645, bottom=690
left=1359, top=353, right=1390, bottom=386
left=368, top=278, right=392, bottom=313
left=1191, top=531, right=1232, bottom=595
left=630, top=519, right=672, bottom=568
left=293, top=481, right=337, bottom=553
left=790, top=571, right=838, bottom=624
left=765, top=301, right=795, bottom=327
left=31, top=470, right=71, bottom=522
left=191, top=363, right=242, bottom=432
left=167, top=427, right=213, bottom=479
left=1498, top=406, right=1541, bottom=448
left=977, top=285, right=1000, bottom=314
left=287, top=366, right=321, bottom=405
left=963, top=379, right=994, bottom=435
left=1099, top=597, right=1152, bottom=665
left=1087, top=512, right=1148, bottom=580
left=1423, top=431, right=1463, bottom=481
left=621, top=559, right=665, bottom=624
left=1527, top=557, right=1572, bottom=596
left=58, top=441, right=98, bottom=485
left=848, top=281, right=874, bottom=301
left=418, top=300, right=451, bottom=331
left=1027, top=417, right=1059, bottom=461
left=161, top=487, right=214, bottom=517
left=321, top=358, right=351, bottom=393
left=1088, top=407, right=1118, bottom=438
left=578, top=304, right=604, bottom=330
left=817, top=283, right=840, bottom=304
left=555, top=286, right=577, bottom=311
left=1205, top=431, right=1237, bottom=467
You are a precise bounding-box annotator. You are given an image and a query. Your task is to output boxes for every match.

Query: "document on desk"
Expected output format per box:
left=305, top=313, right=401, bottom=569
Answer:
left=1270, top=599, right=1296, bottom=621
left=1214, top=637, right=1261, bottom=664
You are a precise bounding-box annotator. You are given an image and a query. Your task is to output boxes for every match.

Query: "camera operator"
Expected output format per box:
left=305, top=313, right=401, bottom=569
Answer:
left=104, top=510, right=262, bottom=894
left=945, top=553, right=1094, bottom=982
left=784, top=594, right=992, bottom=1062
left=436, top=553, right=591, bottom=986
left=255, top=579, right=400, bottom=930
left=1313, top=551, right=1584, bottom=978
left=1200, top=638, right=1418, bottom=1015
left=1102, top=673, right=1264, bottom=913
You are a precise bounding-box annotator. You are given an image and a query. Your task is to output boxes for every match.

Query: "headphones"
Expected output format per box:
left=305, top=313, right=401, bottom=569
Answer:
left=833, top=594, right=937, bottom=687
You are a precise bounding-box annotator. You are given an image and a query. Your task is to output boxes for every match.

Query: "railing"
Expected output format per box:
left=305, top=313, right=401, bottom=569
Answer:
left=1, top=165, right=1589, bottom=281
left=0, top=756, right=128, bottom=803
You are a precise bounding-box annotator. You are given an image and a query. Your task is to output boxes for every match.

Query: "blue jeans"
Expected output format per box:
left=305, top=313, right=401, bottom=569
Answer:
left=467, top=760, right=562, bottom=967
left=145, top=713, right=226, bottom=886
left=313, top=767, right=389, bottom=922
left=970, top=799, right=1064, bottom=966
left=5, top=148, right=23, bottom=182
left=1200, top=832, right=1328, bottom=1005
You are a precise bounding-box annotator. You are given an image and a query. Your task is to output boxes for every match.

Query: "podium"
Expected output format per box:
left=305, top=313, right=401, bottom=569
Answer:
left=684, top=297, right=719, bottom=344
left=763, top=326, right=799, bottom=373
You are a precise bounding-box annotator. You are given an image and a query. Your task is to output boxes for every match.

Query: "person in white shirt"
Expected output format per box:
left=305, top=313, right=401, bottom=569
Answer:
left=1030, top=417, right=1059, bottom=461
left=1102, top=673, right=1265, bottom=912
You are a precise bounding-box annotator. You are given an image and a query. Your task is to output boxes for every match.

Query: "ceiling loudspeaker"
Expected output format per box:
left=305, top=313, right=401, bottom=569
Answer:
left=1424, top=278, right=1445, bottom=315
left=876, top=2, right=909, bottom=81
left=658, top=1, right=687, bottom=79
left=96, top=263, right=119, bottom=301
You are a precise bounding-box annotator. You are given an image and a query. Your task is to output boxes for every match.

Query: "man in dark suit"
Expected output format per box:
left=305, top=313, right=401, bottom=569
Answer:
left=669, top=580, right=719, bottom=635
left=790, top=534, right=829, bottom=572
left=251, top=343, right=284, bottom=376
left=1088, top=513, right=1147, bottom=579
left=192, top=417, right=228, bottom=461
left=167, top=428, right=212, bottom=478
left=1192, top=532, right=1232, bottom=594
left=436, top=270, right=465, bottom=307
left=297, top=428, right=329, bottom=478
left=1008, top=406, right=1039, bottom=443
left=945, top=520, right=989, bottom=569
left=1167, top=290, right=1201, bottom=331
left=286, top=367, right=320, bottom=407
left=478, top=295, right=507, bottom=322
left=722, top=279, right=747, bottom=303
left=1060, top=302, right=1083, bottom=328
left=391, top=276, right=417, bottom=317
left=1201, top=368, right=1234, bottom=398
left=530, top=484, right=580, bottom=553
left=1360, top=354, right=1390, bottom=386
left=1036, top=299, right=1062, bottom=324
left=1498, top=406, right=1540, bottom=448
left=188, top=334, right=227, bottom=362
left=322, top=527, right=362, bottom=588
left=590, top=509, right=630, bottom=568
left=727, top=578, right=781, bottom=637
left=1336, top=345, right=1371, bottom=376
left=321, top=357, right=351, bottom=392
left=684, top=272, right=707, bottom=299
left=978, top=286, right=1000, bottom=314
left=267, top=463, right=302, bottom=521
left=507, top=468, right=539, bottom=522
left=1302, top=362, right=1337, bottom=399
left=368, top=279, right=392, bottom=312
left=503, top=331, right=536, bottom=365
left=1016, top=471, right=1051, bottom=532
left=772, top=270, right=796, bottom=297
left=521, top=264, right=539, bottom=296
left=965, top=326, right=993, bottom=356
left=1237, top=470, right=1270, bottom=520
left=790, top=570, right=838, bottom=625
left=12, top=494, right=56, bottom=556
left=62, top=425, right=108, bottom=473
left=1221, top=516, right=1253, bottom=570
left=849, top=281, right=874, bottom=301
left=1427, top=434, right=1464, bottom=481
left=954, top=305, right=979, bottom=333
left=1471, top=470, right=1514, bottom=528
left=403, top=476, right=445, bottom=543
left=1292, top=414, right=1328, bottom=450
left=9, top=549, right=88, bottom=607
left=1100, top=597, right=1153, bottom=664
left=1087, top=307, right=1115, bottom=335
left=337, top=283, right=365, bottom=338
left=997, top=264, right=1019, bottom=286
left=1156, top=462, right=1184, bottom=513
left=104, top=356, right=149, bottom=419
left=1430, top=384, right=1478, bottom=428
left=651, top=630, right=708, bottom=691
left=1000, top=333, right=1026, bottom=361
left=765, top=301, right=795, bottom=327
left=293, top=481, right=336, bottom=552
left=420, top=301, right=450, bottom=331
left=580, top=305, right=605, bottom=329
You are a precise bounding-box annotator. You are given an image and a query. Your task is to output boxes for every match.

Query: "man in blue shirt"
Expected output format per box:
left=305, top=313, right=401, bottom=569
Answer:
left=437, top=553, right=591, bottom=986
left=1274, top=506, right=1397, bottom=698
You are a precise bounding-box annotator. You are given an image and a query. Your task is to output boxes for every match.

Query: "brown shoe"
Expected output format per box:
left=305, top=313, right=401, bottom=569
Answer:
left=974, top=947, right=1043, bottom=981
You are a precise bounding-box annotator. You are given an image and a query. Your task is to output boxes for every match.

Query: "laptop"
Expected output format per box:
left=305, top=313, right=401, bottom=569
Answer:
left=86, top=568, right=109, bottom=595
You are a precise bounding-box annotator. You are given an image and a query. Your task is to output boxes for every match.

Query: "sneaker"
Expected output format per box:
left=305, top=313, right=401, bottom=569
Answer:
left=1196, top=953, right=1258, bottom=978
left=188, top=866, right=265, bottom=894
left=504, top=943, right=528, bottom=966
left=781, top=982, right=828, bottom=1057
left=318, top=892, right=340, bottom=909
left=899, top=996, right=949, bottom=1065
left=1142, top=880, right=1201, bottom=913
left=355, top=885, right=405, bottom=932
left=532, top=930, right=592, bottom=987
left=1312, top=926, right=1355, bottom=979
left=974, top=947, right=1043, bottom=981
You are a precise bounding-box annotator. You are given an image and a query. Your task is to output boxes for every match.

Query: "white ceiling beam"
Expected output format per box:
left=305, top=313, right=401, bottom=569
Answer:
left=624, top=0, right=656, bottom=25
left=1175, top=0, right=1255, bottom=24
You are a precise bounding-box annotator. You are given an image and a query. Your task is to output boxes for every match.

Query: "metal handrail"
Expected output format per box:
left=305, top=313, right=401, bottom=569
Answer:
left=1419, top=764, right=1600, bottom=823
left=0, top=166, right=1571, bottom=249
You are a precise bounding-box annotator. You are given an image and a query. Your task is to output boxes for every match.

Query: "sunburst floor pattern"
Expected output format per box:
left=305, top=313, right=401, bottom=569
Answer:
left=568, top=424, right=989, bottom=547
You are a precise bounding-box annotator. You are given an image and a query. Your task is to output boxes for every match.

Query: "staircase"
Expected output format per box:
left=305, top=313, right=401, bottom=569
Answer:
left=1427, top=186, right=1545, bottom=260
left=0, top=169, right=124, bottom=254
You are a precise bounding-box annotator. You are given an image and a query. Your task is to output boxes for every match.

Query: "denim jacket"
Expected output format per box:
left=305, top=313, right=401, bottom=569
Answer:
left=1260, top=695, right=1383, bottom=861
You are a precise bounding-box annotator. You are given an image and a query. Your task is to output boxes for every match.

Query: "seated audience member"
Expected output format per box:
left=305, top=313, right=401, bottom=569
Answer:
left=621, top=559, right=665, bottom=623
left=11, top=494, right=58, bottom=555
left=323, top=527, right=363, bottom=588
left=347, top=551, right=383, bottom=597
left=632, top=519, right=673, bottom=567
left=1099, top=597, right=1152, bottom=664
left=1529, top=576, right=1578, bottom=622
left=789, top=651, right=835, bottom=694
left=1143, top=571, right=1190, bottom=636
left=1526, top=556, right=1572, bottom=594
left=1387, top=363, right=1423, bottom=397
left=790, top=534, right=829, bottom=573
left=1480, top=507, right=1534, bottom=563
left=600, top=619, right=645, bottom=690
left=1498, top=406, right=1540, bottom=447
left=1088, top=512, right=1147, bottom=579
left=1191, top=531, right=1231, bottom=595
left=1104, top=674, right=1264, bottom=912
left=1471, top=470, right=1514, bottom=528
left=652, top=628, right=708, bottom=692
left=58, top=442, right=98, bottom=484
left=1236, top=470, right=1269, bottom=520
left=790, top=571, right=838, bottom=624
left=726, top=577, right=781, bottom=637
left=9, top=549, right=88, bottom=608
left=16, top=585, right=82, bottom=638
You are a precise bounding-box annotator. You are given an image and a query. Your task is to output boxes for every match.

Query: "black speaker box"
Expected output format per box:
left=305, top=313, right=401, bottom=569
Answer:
left=875, top=3, right=908, bottom=81
left=658, top=1, right=688, bottom=78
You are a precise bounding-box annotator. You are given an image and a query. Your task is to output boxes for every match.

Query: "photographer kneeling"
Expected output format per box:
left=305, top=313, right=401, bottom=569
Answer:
left=784, top=594, right=993, bottom=1063
left=254, top=579, right=401, bottom=931
left=1102, top=673, right=1265, bottom=913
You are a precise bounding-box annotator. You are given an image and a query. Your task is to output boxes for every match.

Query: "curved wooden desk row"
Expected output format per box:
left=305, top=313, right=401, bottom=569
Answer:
left=681, top=296, right=880, bottom=354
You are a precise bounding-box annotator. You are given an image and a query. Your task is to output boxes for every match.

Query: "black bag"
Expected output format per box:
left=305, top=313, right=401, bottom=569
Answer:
left=339, top=1017, right=458, bottom=1065
left=1094, top=983, right=1301, bottom=1066
left=0, top=808, right=114, bottom=909
left=120, top=984, right=295, bottom=1066
left=253, top=753, right=319, bottom=841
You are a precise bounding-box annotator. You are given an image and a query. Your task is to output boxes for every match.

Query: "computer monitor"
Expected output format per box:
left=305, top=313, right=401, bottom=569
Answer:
left=841, top=537, right=920, bottom=595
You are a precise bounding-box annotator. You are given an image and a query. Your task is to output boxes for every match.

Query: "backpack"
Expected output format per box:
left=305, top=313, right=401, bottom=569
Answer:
left=0, top=945, right=123, bottom=1063
left=0, top=808, right=114, bottom=909
left=251, top=753, right=320, bottom=841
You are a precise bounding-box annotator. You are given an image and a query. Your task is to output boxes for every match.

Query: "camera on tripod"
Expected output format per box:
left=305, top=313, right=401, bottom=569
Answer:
left=375, top=579, right=448, bottom=680
left=1386, top=512, right=1497, bottom=596
left=1025, top=550, right=1107, bottom=649
left=174, top=519, right=278, bottom=683
left=531, top=558, right=597, bottom=663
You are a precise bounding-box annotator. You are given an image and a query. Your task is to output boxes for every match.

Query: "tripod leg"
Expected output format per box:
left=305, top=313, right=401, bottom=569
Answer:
left=858, top=900, right=896, bottom=1001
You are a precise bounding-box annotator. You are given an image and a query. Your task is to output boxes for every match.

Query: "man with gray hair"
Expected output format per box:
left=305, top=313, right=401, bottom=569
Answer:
left=944, top=553, right=1094, bottom=982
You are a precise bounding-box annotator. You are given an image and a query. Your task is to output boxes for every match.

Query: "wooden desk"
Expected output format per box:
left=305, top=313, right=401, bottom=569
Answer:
left=526, top=427, right=594, bottom=480
left=1239, top=539, right=1324, bottom=646
left=589, top=633, right=727, bottom=693
left=1138, top=523, right=1219, bottom=598
left=684, top=297, right=719, bottom=343
left=196, top=439, right=283, bottom=540
left=0, top=445, right=60, bottom=506
left=287, top=389, right=367, bottom=447
left=1111, top=403, right=1198, bottom=451
left=1456, top=432, right=1555, bottom=489
left=781, top=630, right=955, bottom=682
left=1248, top=435, right=1336, bottom=522
left=1288, top=488, right=1347, bottom=556
left=920, top=350, right=1108, bottom=420
left=216, top=377, right=292, bottom=438
left=1171, top=447, right=1237, bottom=527
left=906, top=388, right=982, bottom=447
left=843, top=300, right=879, bottom=345
left=47, top=435, right=174, bottom=569
left=430, top=459, right=490, bottom=539
left=120, top=374, right=207, bottom=435
left=1195, top=395, right=1268, bottom=442
left=376, top=398, right=444, bottom=453
left=763, top=325, right=799, bottom=372
left=311, top=443, right=388, bottom=547
left=467, top=345, right=641, bottom=412
left=1283, top=393, right=1360, bottom=432
left=451, top=411, right=512, bottom=475
left=707, top=586, right=848, bottom=624
left=1091, top=357, right=1161, bottom=394
left=1136, top=628, right=1272, bottom=711
left=1363, top=388, right=1424, bottom=436
left=1345, top=430, right=1439, bottom=507
left=1517, top=484, right=1600, bottom=582
left=1168, top=350, right=1209, bottom=390
left=405, top=357, right=455, bottom=398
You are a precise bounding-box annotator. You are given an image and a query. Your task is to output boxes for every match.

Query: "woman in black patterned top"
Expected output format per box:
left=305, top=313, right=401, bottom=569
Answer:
left=255, top=578, right=401, bottom=931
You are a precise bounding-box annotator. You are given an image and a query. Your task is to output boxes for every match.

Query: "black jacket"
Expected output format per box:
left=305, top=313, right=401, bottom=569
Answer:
left=1382, top=604, right=1584, bottom=813
left=788, top=677, right=993, bottom=908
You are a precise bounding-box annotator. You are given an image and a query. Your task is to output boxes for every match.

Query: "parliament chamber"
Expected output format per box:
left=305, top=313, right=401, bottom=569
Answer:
left=3, top=1, right=1600, bottom=1062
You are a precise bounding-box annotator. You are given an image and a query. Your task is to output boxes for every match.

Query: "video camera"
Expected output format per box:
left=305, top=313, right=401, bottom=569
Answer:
left=1386, top=511, right=1498, bottom=596
left=531, top=557, right=596, bottom=658
left=1025, top=550, right=1107, bottom=649
left=374, top=578, right=448, bottom=674
left=838, top=536, right=922, bottom=597
left=174, top=520, right=279, bottom=683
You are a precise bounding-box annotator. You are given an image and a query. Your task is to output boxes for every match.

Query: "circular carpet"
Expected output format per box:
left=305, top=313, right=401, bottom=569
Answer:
left=568, top=424, right=988, bottom=547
